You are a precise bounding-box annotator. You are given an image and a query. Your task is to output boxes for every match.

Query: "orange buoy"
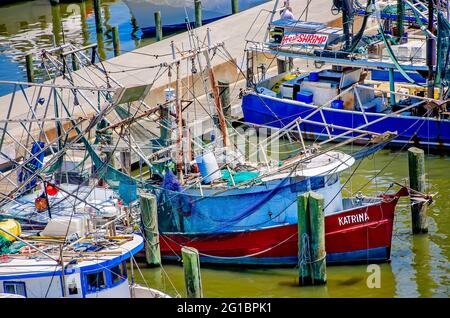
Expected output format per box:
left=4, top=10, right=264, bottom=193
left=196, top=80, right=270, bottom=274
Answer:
left=35, top=197, right=49, bottom=211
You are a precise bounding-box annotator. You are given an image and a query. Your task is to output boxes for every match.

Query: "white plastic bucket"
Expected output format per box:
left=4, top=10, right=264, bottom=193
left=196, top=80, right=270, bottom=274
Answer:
left=195, top=152, right=222, bottom=184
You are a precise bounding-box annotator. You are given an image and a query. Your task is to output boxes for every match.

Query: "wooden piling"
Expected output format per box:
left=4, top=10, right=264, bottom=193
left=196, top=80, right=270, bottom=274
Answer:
left=93, top=0, right=103, bottom=33
left=71, top=53, right=78, bottom=72
left=408, top=147, right=428, bottom=234
left=25, top=54, right=34, bottom=83
left=154, top=11, right=163, bottom=42
left=297, top=193, right=312, bottom=286
left=182, top=246, right=203, bottom=298
left=218, top=80, right=231, bottom=118
left=308, top=192, right=326, bottom=284
left=140, top=193, right=161, bottom=266
left=231, top=0, right=239, bottom=14
left=112, top=26, right=120, bottom=57
left=297, top=192, right=326, bottom=286
left=195, top=0, right=202, bottom=28
left=120, top=150, right=132, bottom=176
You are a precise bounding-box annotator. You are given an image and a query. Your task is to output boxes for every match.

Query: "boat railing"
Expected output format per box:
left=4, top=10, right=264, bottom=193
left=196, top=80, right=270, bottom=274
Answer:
left=245, top=39, right=428, bottom=71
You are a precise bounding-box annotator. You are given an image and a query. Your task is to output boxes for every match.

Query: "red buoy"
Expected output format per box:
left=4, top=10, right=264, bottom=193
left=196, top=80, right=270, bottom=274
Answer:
left=45, top=184, right=58, bottom=196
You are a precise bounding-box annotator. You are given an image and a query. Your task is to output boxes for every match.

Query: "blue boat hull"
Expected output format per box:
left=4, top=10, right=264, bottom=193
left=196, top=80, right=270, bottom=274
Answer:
left=242, top=93, right=450, bottom=149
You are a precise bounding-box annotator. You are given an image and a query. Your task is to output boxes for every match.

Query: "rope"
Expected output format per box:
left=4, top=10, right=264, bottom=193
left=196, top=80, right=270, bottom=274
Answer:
left=161, top=230, right=297, bottom=260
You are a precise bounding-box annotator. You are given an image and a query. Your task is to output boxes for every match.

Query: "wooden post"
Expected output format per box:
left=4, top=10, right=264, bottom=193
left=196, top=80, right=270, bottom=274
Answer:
left=297, top=193, right=312, bottom=286
left=71, top=53, right=78, bottom=71
left=112, top=26, right=120, bottom=57
left=50, top=3, right=62, bottom=46
left=231, top=0, right=239, bottom=14
left=182, top=246, right=203, bottom=298
left=154, top=11, right=162, bottom=42
left=195, top=1, right=202, bottom=28
left=308, top=192, right=326, bottom=284
left=140, top=193, right=161, bottom=266
left=218, top=80, right=231, bottom=118
left=297, top=192, right=326, bottom=286
left=93, top=0, right=103, bottom=33
left=408, top=147, right=428, bottom=234
left=25, top=54, right=34, bottom=83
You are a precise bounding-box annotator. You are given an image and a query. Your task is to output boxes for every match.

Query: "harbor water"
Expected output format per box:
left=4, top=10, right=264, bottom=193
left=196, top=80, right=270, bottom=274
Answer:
left=0, top=0, right=449, bottom=299
left=0, top=0, right=157, bottom=96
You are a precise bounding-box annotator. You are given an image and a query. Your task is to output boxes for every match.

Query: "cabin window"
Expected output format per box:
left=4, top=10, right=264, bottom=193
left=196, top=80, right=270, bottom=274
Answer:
left=326, top=173, right=339, bottom=186
left=3, top=281, right=26, bottom=297
left=85, top=271, right=106, bottom=294
left=110, top=261, right=127, bottom=285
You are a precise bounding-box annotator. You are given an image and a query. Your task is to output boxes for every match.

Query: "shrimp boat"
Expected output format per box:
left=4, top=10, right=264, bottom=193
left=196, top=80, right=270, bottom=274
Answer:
left=122, top=0, right=270, bottom=34
left=159, top=187, right=408, bottom=265
left=241, top=0, right=450, bottom=150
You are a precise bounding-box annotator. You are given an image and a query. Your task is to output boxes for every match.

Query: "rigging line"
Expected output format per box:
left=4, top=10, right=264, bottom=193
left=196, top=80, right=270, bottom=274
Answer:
left=355, top=108, right=435, bottom=194
left=135, top=229, right=181, bottom=296
left=154, top=141, right=355, bottom=216
left=161, top=230, right=297, bottom=260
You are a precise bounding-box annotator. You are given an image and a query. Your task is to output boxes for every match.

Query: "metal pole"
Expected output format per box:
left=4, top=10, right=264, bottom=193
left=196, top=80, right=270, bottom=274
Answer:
left=93, top=0, right=103, bottom=33
left=389, top=68, right=396, bottom=106
left=426, top=0, right=435, bottom=98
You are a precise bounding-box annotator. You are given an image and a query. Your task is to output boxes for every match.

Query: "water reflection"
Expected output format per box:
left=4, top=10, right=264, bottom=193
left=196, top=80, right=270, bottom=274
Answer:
left=0, top=0, right=150, bottom=96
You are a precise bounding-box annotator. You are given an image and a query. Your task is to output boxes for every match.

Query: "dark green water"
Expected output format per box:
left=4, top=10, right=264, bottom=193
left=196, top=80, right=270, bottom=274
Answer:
left=133, top=147, right=449, bottom=298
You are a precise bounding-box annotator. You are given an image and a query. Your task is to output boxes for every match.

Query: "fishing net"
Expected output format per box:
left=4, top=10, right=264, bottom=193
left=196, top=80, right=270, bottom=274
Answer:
left=436, top=12, right=450, bottom=88
left=220, top=169, right=261, bottom=186
left=0, top=236, right=12, bottom=255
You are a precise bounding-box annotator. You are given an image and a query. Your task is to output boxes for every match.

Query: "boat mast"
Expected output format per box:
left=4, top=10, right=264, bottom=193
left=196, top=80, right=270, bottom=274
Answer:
left=175, top=61, right=184, bottom=184
left=203, top=50, right=230, bottom=148
left=427, top=0, right=436, bottom=98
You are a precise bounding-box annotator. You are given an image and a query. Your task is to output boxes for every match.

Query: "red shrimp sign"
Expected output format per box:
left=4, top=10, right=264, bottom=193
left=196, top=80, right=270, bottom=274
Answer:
left=281, top=33, right=329, bottom=47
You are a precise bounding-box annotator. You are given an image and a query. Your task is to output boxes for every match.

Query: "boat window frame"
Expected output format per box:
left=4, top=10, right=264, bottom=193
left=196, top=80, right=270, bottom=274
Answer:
left=109, top=261, right=128, bottom=287
left=3, top=281, right=27, bottom=297
left=83, top=269, right=107, bottom=295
